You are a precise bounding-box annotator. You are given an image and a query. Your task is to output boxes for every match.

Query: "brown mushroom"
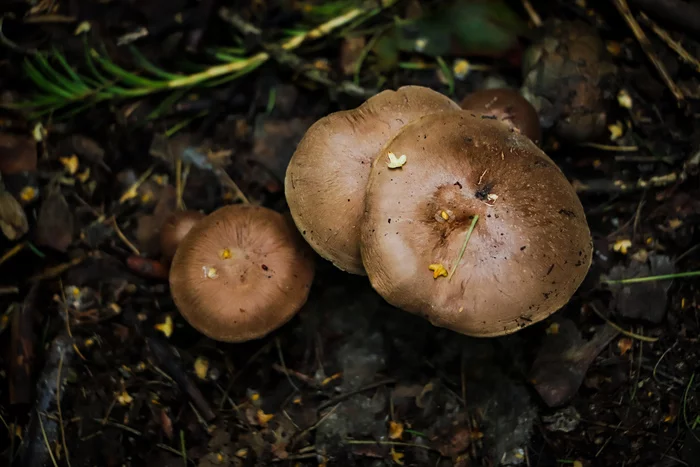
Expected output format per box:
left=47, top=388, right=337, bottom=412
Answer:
left=360, top=110, right=592, bottom=337
left=169, top=204, right=315, bottom=342
left=459, top=88, right=542, bottom=145
left=159, top=210, right=206, bottom=262
left=285, top=85, right=460, bottom=275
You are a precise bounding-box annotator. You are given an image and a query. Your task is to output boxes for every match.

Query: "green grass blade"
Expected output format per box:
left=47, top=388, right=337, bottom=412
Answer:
left=33, top=52, right=87, bottom=96
left=128, top=46, right=184, bottom=80
left=91, top=49, right=166, bottom=89
left=146, top=87, right=189, bottom=120
left=436, top=56, right=454, bottom=95
left=24, top=58, right=76, bottom=100
left=51, top=47, right=90, bottom=92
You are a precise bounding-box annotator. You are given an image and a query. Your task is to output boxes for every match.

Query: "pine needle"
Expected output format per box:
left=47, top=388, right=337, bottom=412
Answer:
left=448, top=215, right=479, bottom=281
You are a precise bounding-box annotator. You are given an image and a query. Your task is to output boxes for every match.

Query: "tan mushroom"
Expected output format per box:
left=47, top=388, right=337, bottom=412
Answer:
left=459, top=88, right=542, bottom=145
left=169, top=204, right=315, bottom=342
left=360, top=110, right=592, bottom=337
left=285, top=85, right=460, bottom=275
left=159, top=210, right=206, bottom=262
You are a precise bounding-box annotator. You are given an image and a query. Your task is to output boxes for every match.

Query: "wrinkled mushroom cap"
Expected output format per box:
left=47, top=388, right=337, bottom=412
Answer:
left=169, top=204, right=315, bottom=342
left=160, top=210, right=206, bottom=261
left=285, top=86, right=460, bottom=275
left=361, top=110, right=592, bottom=337
left=460, top=88, right=542, bottom=145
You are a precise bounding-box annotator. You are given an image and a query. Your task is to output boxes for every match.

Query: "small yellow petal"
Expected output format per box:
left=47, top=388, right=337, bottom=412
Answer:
left=256, top=409, right=274, bottom=426
left=613, top=239, right=632, bottom=255
left=117, top=391, right=133, bottom=406
left=60, top=155, right=79, bottom=175
left=389, top=421, right=404, bottom=440
left=608, top=121, right=624, bottom=141
left=617, top=89, right=633, bottom=109
left=387, top=152, right=407, bottom=169
left=428, top=264, right=448, bottom=279
left=194, top=356, right=209, bottom=380
left=546, top=322, right=560, bottom=335
left=390, top=448, right=405, bottom=465
left=220, top=248, right=232, bottom=260
left=154, top=315, right=173, bottom=337
left=20, top=186, right=37, bottom=202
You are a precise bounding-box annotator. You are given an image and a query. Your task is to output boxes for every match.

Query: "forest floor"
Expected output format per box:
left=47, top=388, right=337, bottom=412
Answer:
left=0, top=0, right=699, bottom=466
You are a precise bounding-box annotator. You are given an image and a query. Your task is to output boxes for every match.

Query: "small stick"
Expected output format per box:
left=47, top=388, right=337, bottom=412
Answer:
left=577, top=142, right=639, bottom=152
left=521, top=0, right=542, bottom=27
left=147, top=337, right=216, bottom=421
left=449, top=215, right=479, bottom=280
left=639, top=12, right=700, bottom=73
left=110, top=216, right=141, bottom=255
left=21, top=334, right=75, bottom=467
left=613, top=0, right=685, bottom=103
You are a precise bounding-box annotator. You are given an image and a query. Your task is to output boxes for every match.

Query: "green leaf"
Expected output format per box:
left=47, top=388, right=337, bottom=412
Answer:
left=394, top=0, right=526, bottom=57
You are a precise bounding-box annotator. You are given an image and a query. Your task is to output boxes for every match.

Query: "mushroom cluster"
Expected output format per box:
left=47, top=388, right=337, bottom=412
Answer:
left=167, top=204, right=315, bottom=342
left=286, top=86, right=592, bottom=337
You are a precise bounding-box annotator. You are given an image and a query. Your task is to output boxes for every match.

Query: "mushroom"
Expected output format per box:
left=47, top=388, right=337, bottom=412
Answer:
left=159, top=210, right=206, bottom=262
left=169, top=204, right=315, bottom=342
left=360, top=110, right=592, bottom=337
left=459, top=88, right=542, bottom=145
left=520, top=19, right=616, bottom=143
left=285, top=85, right=460, bottom=275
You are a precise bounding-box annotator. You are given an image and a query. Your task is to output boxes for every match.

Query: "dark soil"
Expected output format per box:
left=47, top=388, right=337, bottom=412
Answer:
left=1, top=1, right=699, bottom=466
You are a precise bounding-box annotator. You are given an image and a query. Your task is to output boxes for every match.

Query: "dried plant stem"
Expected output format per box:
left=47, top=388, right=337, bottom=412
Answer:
left=602, top=270, right=700, bottom=284
left=639, top=12, right=700, bottom=73
left=449, top=215, right=479, bottom=280
left=170, top=5, right=386, bottom=90
left=521, top=0, right=543, bottom=27
left=613, top=0, right=685, bottom=102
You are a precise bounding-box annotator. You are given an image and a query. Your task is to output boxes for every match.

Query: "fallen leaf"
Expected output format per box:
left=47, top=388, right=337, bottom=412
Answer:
left=0, top=189, right=28, bottom=240
left=35, top=186, right=74, bottom=252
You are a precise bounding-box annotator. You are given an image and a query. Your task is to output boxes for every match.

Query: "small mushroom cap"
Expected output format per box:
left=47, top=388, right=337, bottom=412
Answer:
left=160, top=210, right=206, bottom=261
left=361, top=110, right=592, bottom=337
left=285, top=86, right=460, bottom=275
left=169, top=204, right=315, bottom=342
left=460, top=88, right=542, bottom=145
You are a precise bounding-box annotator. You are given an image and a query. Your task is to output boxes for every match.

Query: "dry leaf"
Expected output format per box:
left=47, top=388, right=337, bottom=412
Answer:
left=35, top=186, right=74, bottom=252
left=0, top=189, right=29, bottom=240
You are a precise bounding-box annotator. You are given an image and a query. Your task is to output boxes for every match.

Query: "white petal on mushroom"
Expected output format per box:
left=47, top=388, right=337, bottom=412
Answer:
left=387, top=152, right=407, bottom=169
left=202, top=266, right=219, bottom=279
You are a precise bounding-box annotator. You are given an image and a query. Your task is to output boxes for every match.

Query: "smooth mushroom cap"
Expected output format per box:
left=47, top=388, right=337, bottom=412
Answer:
left=360, top=110, right=592, bottom=337
left=160, top=210, right=206, bottom=261
left=460, top=88, right=542, bottom=145
left=169, top=204, right=315, bottom=342
left=285, top=85, right=460, bottom=275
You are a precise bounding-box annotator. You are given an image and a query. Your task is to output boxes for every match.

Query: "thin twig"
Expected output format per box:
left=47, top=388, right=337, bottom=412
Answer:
left=56, top=353, right=71, bottom=467
left=111, top=217, right=141, bottom=255
left=578, top=142, right=639, bottom=152
left=588, top=304, right=658, bottom=342
left=639, top=12, right=700, bottom=73
left=602, top=270, right=700, bottom=284
left=521, top=0, right=543, bottom=27
left=613, top=0, right=685, bottom=103
left=37, top=411, right=59, bottom=467
left=449, top=215, right=479, bottom=280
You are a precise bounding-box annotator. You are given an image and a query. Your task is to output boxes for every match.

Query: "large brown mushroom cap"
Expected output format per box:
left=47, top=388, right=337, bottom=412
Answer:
left=360, top=110, right=592, bottom=337
left=285, top=86, right=460, bottom=275
left=459, top=88, right=542, bottom=145
left=169, top=204, right=315, bottom=342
